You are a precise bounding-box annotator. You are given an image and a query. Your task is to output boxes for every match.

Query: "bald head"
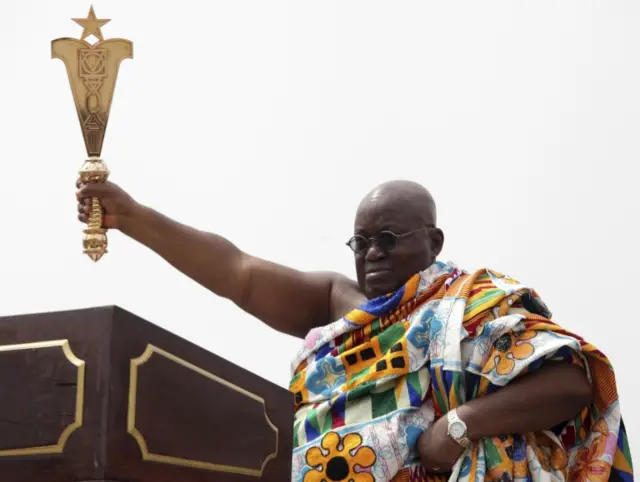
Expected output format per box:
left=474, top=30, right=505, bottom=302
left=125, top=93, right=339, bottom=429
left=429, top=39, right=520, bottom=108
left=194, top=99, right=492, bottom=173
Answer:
left=357, top=180, right=437, bottom=226
left=351, top=180, right=444, bottom=299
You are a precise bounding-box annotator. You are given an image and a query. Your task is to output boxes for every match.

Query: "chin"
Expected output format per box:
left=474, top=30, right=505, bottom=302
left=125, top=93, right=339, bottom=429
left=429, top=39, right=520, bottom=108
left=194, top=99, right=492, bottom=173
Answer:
left=365, top=282, right=399, bottom=300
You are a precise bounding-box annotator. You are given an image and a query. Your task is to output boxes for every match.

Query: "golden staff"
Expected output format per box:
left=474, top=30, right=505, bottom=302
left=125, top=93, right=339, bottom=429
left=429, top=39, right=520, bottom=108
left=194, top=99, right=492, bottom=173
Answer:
left=52, top=6, right=133, bottom=261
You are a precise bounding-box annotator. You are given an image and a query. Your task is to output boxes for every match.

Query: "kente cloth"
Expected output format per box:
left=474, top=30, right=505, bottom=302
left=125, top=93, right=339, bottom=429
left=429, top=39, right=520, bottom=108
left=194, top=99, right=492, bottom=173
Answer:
left=289, top=261, right=633, bottom=482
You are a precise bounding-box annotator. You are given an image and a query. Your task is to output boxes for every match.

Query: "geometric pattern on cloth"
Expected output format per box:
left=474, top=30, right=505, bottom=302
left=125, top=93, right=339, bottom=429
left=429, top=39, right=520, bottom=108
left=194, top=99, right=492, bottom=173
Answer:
left=289, top=261, right=633, bottom=481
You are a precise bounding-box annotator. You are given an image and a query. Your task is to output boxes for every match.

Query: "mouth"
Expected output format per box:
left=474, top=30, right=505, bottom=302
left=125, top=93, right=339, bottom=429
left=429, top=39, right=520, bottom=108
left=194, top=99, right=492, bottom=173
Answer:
left=365, top=267, right=393, bottom=280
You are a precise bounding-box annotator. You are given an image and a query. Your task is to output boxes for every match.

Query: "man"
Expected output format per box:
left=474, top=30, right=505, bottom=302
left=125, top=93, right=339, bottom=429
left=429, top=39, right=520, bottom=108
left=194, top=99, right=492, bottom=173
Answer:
left=77, top=179, right=632, bottom=481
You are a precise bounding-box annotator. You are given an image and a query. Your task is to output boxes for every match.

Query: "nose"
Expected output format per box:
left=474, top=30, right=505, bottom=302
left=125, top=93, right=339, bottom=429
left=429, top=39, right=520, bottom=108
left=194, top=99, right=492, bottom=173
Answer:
left=364, top=242, right=386, bottom=261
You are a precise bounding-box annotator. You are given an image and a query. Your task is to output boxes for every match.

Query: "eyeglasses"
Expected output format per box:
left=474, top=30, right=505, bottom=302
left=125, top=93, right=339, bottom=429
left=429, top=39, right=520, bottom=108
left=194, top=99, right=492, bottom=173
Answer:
left=345, top=226, right=434, bottom=255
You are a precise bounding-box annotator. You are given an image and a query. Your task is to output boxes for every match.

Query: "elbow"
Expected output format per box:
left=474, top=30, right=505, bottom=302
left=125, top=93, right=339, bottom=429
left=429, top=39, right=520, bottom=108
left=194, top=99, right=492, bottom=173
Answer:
left=563, top=366, right=593, bottom=414
left=575, top=376, right=594, bottom=408
left=538, top=363, right=593, bottom=421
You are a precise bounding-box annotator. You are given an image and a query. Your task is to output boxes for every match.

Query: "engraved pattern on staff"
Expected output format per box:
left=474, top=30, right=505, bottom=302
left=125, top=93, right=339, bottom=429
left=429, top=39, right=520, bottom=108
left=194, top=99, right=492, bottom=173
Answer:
left=80, top=49, right=107, bottom=150
left=78, top=48, right=109, bottom=261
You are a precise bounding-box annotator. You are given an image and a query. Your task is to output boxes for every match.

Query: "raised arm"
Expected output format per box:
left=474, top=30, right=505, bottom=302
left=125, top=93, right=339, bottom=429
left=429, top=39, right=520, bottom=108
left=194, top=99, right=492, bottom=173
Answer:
left=76, top=181, right=361, bottom=338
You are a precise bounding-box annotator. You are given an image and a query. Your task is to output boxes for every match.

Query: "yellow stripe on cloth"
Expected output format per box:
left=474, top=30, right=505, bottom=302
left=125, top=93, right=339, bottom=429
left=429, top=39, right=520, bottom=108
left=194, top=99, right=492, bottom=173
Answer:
left=345, top=309, right=377, bottom=325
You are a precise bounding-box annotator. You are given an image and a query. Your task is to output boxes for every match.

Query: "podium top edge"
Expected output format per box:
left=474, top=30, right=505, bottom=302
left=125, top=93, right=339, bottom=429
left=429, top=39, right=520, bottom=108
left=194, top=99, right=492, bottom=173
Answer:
left=0, top=305, right=123, bottom=320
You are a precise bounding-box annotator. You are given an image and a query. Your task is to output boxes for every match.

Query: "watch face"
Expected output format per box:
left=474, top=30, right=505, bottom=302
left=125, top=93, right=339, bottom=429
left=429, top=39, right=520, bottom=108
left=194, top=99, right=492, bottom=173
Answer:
left=449, top=421, right=466, bottom=439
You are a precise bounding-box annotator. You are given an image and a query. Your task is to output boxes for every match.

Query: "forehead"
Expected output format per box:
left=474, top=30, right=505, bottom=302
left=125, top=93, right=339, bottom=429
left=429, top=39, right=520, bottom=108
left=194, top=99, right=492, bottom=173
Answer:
left=354, top=196, right=420, bottom=233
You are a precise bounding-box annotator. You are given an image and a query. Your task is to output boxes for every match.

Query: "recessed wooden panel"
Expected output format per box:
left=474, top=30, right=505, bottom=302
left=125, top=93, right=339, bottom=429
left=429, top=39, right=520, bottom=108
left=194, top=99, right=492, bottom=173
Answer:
left=127, top=345, right=278, bottom=477
left=0, top=340, right=85, bottom=456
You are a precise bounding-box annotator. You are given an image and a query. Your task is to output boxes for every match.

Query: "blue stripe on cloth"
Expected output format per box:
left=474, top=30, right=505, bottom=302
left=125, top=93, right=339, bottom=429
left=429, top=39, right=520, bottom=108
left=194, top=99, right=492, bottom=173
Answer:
left=358, top=285, right=406, bottom=316
left=315, top=342, right=333, bottom=361
left=304, top=417, right=319, bottom=442
left=407, top=378, right=422, bottom=407
left=331, top=392, right=347, bottom=422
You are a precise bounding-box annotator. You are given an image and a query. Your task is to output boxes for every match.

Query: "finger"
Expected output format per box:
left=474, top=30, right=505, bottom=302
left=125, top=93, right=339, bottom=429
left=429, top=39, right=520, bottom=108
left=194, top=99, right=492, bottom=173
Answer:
left=76, top=178, right=83, bottom=189
left=77, top=203, right=90, bottom=214
left=78, top=213, right=88, bottom=223
left=77, top=182, right=109, bottom=200
left=76, top=191, right=92, bottom=203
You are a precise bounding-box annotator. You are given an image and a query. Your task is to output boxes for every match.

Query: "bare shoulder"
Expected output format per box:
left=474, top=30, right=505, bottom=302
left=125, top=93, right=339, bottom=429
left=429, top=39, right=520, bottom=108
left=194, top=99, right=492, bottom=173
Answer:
left=326, top=272, right=367, bottom=321
left=290, top=270, right=364, bottom=333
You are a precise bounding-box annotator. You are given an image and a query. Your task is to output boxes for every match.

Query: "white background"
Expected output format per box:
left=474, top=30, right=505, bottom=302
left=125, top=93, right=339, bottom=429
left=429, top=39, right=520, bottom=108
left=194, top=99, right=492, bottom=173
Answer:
left=0, top=0, right=638, bottom=462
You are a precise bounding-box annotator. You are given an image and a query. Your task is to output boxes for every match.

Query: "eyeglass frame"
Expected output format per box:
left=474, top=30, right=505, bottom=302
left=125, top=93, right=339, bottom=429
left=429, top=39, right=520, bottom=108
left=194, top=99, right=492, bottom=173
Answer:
left=345, top=225, right=436, bottom=255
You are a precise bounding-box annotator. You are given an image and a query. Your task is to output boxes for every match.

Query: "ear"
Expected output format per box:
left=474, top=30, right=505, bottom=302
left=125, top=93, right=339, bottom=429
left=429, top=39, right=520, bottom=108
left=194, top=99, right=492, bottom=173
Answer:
left=429, top=228, right=445, bottom=257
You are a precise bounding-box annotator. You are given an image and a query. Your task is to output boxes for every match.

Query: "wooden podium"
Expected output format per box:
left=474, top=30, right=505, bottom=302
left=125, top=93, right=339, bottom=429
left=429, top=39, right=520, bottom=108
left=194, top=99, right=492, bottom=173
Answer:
left=0, top=306, right=293, bottom=482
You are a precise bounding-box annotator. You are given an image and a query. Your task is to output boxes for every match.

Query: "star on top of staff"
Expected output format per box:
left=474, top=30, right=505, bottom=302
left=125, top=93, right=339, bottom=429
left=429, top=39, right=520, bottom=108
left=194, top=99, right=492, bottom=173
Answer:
left=72, top=6, right=111, bottom=42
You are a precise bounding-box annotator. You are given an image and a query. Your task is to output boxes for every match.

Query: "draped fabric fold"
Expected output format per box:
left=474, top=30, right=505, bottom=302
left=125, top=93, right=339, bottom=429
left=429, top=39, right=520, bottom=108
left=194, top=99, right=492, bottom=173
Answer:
left=289, top=261, right=633, bottom=482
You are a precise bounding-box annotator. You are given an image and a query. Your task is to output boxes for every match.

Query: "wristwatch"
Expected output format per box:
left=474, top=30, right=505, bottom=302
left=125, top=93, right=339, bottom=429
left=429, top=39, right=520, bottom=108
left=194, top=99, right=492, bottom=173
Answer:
left=446, top=409, right=472, bottom=448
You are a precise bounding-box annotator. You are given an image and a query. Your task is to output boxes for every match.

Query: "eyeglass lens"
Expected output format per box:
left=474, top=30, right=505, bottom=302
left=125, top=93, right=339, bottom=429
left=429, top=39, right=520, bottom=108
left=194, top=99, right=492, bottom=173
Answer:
left=349, top=232, right=398, bottom=253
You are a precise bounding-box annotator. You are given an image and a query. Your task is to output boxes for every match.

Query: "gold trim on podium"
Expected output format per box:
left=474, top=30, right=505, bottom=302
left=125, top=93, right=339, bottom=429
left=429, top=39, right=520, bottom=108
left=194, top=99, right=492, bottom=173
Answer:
left=127, top=344, right=279, bottom=477
left=0, top=340, right=86, bottom=456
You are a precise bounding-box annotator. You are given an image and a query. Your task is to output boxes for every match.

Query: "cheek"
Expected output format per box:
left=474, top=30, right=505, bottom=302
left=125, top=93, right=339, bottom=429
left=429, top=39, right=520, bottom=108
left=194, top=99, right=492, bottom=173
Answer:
left=391, top=248, right=431, bottom=273
left=393, top=248, right=420, bottom=263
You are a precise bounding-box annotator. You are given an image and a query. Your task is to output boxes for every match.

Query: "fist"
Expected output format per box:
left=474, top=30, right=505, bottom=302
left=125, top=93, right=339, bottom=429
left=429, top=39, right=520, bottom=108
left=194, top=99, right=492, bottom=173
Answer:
left=76, top=179, right=138, bottom=230
left=418, top=415, right=465, bottom=474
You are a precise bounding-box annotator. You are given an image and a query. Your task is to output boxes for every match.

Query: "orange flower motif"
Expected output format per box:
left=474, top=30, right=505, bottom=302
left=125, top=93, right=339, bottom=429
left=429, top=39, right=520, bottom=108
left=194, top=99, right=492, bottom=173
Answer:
left=483, top=331, right=536, bottom=376
left=528, top=432, right=569, bottom=473
left=592, top=419, right=609, bottom=436
left=569, top=435, right=611, bottom=482
left=304, top=431, right=376, bottom=482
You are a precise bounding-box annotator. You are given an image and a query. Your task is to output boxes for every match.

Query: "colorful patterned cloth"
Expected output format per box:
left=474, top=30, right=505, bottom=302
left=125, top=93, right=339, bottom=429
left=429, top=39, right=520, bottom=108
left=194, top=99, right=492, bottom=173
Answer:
left=289, top=261, right=633, bottom=481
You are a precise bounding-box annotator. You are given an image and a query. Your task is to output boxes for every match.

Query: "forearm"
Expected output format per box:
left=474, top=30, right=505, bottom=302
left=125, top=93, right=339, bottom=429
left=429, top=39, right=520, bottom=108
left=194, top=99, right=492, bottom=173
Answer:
left=119, top=204, right=246, bottom=301
left=458, top=363, right=592, bottom=440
